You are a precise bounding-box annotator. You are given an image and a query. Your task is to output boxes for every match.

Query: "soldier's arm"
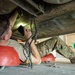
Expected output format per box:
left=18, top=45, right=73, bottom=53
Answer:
left=24, top=28, right=41, bottom=64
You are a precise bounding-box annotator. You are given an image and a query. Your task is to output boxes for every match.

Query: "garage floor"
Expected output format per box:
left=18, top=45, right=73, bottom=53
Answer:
left=0, top=62, right=75, bottom=75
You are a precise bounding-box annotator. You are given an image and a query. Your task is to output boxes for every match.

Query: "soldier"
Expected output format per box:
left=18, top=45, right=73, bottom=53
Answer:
left=1, top=11, right=75, bottom=65
left=0, top=15, right=41, bottom=65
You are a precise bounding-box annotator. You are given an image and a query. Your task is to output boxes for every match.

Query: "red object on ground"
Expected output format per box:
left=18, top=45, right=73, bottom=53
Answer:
left=41, top=53, right=55, bottom=62
left=0, top=45, right=21, bottom=66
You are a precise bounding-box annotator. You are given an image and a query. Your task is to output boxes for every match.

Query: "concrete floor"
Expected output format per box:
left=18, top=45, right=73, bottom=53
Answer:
left=0, top=62, right=75, bottom=75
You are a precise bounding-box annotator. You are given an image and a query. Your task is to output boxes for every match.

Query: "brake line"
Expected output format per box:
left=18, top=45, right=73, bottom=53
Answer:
left=23, top=17, right=37, bottom=68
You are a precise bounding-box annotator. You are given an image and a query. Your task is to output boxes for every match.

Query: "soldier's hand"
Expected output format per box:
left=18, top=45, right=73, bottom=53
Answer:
left=24, top=28, right=32, bottom=42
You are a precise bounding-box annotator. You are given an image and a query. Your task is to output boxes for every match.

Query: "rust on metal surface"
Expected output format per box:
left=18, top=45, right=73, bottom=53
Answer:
left=37, top=11, right=75, bottom=39
left=36, top=0, right=75, bottom=23
left=0, top=0, right=17, bottom=14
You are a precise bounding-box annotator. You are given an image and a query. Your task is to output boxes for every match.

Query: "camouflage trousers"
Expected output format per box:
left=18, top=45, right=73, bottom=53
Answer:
left=36, top=37, right=75, bottom=61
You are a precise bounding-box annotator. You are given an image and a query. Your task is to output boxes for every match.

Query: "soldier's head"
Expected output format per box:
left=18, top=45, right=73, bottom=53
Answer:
left=0, top=15, right=12, bottom=41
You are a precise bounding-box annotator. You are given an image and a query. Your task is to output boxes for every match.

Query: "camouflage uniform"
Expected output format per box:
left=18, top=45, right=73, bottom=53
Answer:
left=36, top=37, right=75, bottom=63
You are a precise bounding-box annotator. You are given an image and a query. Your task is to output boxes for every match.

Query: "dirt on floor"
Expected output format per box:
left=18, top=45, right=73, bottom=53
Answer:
left=0, top=62, right=75, bottom=75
